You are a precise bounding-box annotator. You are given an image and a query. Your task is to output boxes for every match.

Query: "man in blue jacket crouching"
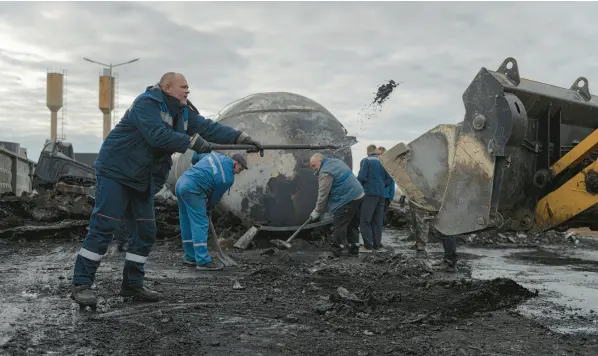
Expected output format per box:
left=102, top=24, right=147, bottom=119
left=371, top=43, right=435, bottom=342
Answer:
left=176, top=152, right=247, bottom=271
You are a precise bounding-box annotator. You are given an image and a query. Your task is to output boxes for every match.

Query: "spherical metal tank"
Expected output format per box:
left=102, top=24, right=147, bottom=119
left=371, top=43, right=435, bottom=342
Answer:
left=166, top=92, right=353, bottom=229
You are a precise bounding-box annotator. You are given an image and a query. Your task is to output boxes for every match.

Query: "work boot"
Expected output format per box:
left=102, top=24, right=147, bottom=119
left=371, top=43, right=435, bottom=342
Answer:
left=348, top=245, right=359, bottom=257
left=119, top=284, right=161, bottom=302
left=359, top=246, right=373, bottom=253
left=445, top=260, right=457, bottom=273
left=182, top=257, right=196, bottom=266
left=196, top=261, right=223, bottom=271
left=330, top=246, right=343, bottom=258
left=71, top=285, right=97, bottom=307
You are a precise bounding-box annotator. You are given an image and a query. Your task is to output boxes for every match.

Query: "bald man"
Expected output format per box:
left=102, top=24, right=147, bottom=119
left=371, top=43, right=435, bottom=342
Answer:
left=309, top=153, right=364, bottom=257
left=71, top=72, right=263, bottom=308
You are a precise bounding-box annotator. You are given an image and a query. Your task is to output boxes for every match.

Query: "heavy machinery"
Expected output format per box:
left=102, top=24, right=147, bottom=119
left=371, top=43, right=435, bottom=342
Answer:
left=380, top=57, right=598, bottom=236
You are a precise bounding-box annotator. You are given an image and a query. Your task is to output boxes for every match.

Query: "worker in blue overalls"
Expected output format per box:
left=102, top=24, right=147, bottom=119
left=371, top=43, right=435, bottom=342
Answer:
left=71, top=72, right=263, bottom=308
left=176, top=152, right=247, bottom=270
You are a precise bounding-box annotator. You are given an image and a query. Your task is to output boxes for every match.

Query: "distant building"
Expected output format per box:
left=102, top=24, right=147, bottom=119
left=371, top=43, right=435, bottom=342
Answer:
left=75, top=153, right=98, bottom=168
left=0, top=141, right=28, bottom=158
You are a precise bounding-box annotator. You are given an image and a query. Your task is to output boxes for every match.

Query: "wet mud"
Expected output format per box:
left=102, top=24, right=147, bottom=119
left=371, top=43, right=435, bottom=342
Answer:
left=2, top=230, right=598, bottom=355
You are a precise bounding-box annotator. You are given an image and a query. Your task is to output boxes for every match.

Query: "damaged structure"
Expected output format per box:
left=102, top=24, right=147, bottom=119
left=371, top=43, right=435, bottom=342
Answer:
left=166, top=92, right=356, bottom=231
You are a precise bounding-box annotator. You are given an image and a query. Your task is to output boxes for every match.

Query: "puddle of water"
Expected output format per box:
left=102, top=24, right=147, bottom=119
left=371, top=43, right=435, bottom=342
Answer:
left=465, top=246, right=598, bottom=334
left=0, top=304, right=24, bottom=347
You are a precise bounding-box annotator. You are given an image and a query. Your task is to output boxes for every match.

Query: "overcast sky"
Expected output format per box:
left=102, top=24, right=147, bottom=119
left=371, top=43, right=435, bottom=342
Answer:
left=2, top=1, right=598, bottom=171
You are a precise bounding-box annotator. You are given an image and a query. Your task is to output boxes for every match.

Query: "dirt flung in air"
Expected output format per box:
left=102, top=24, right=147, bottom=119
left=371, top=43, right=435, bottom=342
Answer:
left=372, top=79, right=400, bottom=106
left=356, top=79, right=401, bottom=133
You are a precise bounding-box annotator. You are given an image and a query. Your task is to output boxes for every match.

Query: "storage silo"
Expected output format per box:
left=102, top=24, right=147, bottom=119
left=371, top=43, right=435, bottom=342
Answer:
left=46, top=72, right=63, bottom=141
left=99, top=68, right=115, bottom=140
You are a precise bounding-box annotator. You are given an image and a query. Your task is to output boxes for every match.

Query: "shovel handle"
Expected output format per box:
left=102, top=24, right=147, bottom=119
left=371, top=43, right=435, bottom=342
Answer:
left=286, top=217, right=313, bottom=243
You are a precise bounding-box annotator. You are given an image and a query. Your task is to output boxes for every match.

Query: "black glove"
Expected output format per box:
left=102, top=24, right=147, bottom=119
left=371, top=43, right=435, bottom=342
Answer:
left=237, top=132, right=264, bottom=157
left=189, top=133, right=212, bottom=154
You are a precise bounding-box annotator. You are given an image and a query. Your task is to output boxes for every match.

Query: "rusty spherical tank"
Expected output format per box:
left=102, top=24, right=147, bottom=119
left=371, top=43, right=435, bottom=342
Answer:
left=166, top=92, right=353, bottom=229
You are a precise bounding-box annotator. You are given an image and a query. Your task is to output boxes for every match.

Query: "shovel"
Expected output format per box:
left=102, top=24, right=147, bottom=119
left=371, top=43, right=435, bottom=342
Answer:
left=208, top=215, right=238, bottom=267
left=270, top=216, right=313, bottom=249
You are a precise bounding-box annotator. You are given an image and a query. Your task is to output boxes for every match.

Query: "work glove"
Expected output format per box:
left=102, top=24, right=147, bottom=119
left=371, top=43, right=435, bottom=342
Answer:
left=309, top=210, right=320, bottom=221
left=237, top=132, right=264, bottom=157
left=189, top=133, right=212, bottom=154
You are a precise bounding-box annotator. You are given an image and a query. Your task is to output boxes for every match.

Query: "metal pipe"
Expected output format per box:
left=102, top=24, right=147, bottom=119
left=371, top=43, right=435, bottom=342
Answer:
left=209, top=143, right=341, bottom=150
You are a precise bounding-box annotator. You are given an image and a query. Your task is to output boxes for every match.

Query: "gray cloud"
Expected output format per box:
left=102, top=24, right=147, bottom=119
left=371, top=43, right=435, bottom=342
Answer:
left=2, top=1, right=598, bottom=171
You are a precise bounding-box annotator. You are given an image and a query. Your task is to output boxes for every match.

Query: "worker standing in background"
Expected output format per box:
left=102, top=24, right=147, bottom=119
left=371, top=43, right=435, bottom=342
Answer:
left=176, top=151, right=247, bottom=270
left=377, top=146, right=395, bottom=226
left=409, top=200, right=458, bottom=272
left=357, top=144, right=393, bottom=251
left=71, top=72, right=263, bottom=308
left=309, top=153, right=364, bottom=257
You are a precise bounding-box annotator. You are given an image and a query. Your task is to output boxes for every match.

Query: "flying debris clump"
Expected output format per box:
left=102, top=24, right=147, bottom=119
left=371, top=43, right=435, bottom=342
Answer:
left=356, top=79, right=401, bottom=133
left=372, top=79, right=400, bottom=106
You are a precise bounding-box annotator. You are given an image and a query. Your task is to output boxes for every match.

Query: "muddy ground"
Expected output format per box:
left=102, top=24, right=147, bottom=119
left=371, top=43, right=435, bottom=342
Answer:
left=2, top=225, right=598, bottom=356
left=1, top=192, right=598, bottom=355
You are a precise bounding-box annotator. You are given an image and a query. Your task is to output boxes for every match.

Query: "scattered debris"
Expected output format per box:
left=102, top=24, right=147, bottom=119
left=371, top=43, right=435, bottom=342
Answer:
left=234, top=226, right=260, bottom=250
left=233, top=280, right=245, bottom=290
left=456, top=229, right=584, bottom=246
left=372, top=79, right=400, bottom=106
left=336, top=287, right=363, bottom=303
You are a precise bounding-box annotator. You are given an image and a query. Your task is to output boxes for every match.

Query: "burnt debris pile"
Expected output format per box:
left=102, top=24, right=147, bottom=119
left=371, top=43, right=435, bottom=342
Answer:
left=362, top=252, right=434, bottom=278
left=440, top=278, right=538, bottom=318
left=0, top=190, right=188, bottom=241
left=457, top=229, right=581, bottom=246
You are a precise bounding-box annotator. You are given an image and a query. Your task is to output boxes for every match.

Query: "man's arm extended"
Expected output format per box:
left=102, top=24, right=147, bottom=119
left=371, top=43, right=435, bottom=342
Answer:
left=314, top=173, right=333, bottom=214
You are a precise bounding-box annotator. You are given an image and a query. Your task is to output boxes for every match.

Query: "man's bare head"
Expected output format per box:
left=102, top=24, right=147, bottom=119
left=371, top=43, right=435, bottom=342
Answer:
left=310, top=153, right=325, bottom=172
left=367, top=144, right=377, bottom=154
left=159, top=72, right=189, bottom=105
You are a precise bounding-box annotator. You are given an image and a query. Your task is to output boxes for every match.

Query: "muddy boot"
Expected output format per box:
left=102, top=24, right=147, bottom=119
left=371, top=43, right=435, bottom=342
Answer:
left=119, top=285, right=161, bottom=302
left=348, top=245, right=359, bottom=257
left=196, top=261, right=223, bottom=271
left=182, top=257, right=196, bottom=266
left=432, top=259, right=449, bottom=269
left=359, top=245, right=374, bottom=253
left=71, top=285, right=97, bottom=309
left=445, top=260, right=457, bottom=273
left=330, top=246, right=343, bottom=258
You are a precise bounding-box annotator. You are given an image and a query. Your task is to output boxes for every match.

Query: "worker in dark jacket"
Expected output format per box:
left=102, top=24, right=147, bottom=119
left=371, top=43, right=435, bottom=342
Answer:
left=309, top=153, right=364, bottom=257
left=71, top=72, right=263, bottom=308
left=176, top=152, right=247, bottom=270
left=357, top=144, right=393, bottom=251
left=377, top=146, right=395, bottom=226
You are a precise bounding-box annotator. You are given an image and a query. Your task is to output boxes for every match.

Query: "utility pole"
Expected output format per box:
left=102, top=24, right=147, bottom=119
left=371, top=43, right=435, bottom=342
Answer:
left=83, top=57, right=139, bottom=140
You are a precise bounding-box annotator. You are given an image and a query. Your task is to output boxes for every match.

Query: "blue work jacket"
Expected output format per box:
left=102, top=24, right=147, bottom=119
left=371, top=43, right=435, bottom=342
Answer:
left=357, top=153, right=393, bottom=197
left=181, top=151, right=235, bottom=210
left=94, top=84, right=241, bottom=193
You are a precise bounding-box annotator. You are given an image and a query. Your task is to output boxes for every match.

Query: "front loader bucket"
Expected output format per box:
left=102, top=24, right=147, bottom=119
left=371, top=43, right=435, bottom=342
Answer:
left=381, top=57, right=598, bottom=236
left=379, top=124, right=460, bottom=213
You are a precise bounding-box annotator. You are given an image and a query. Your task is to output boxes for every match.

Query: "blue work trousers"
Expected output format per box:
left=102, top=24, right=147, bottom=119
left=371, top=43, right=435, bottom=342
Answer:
left=360, top=194, right=385, bottom=248
left=72, top=175, right=156, bottom=288
left=175, top=176, right=212, bottom=265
